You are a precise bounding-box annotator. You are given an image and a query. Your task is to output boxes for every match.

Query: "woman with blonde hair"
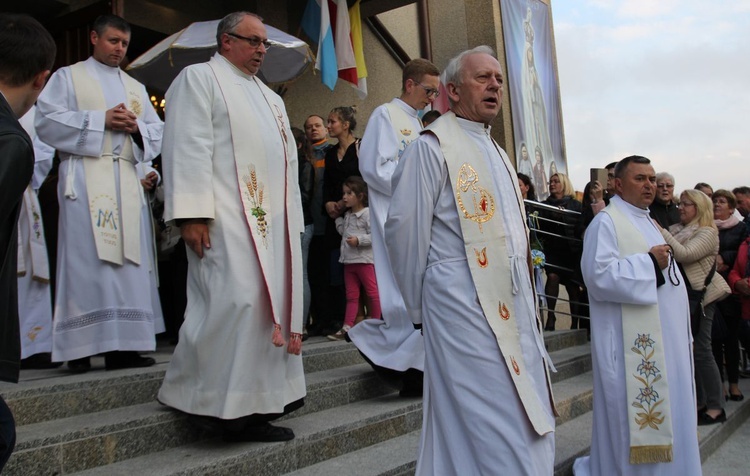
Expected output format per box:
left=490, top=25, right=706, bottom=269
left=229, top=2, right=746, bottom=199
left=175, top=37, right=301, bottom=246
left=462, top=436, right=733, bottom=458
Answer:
left=541, top=172, right=582, bottom=330
left=660, top=189, right=730, bottom=425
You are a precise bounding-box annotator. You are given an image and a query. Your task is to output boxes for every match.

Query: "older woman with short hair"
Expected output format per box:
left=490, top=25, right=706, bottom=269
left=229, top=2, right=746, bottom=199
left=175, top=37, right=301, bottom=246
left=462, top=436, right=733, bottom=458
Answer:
left=712, top=189, right=749, bottom=402
left=661, top=189, right=730, bottom=424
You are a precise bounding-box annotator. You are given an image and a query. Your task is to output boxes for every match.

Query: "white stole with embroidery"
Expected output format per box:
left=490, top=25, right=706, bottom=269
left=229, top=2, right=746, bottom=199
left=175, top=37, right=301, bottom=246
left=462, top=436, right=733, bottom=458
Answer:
left=207, top=57, right=302, bottom=344
left=429, top=112, right=554, bottom=436
left=603, top=201, right=674, bottom=464
left=384, top=102, right=420, bottom=160
left=68, top=62, right=144, bottom=266
left=17, top=186, right=49, bottom=282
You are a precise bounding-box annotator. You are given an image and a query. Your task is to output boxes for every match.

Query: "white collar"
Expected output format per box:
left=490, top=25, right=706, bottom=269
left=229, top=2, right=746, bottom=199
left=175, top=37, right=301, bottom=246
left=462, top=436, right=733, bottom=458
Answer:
left=391, top=97, right=419, bottom=118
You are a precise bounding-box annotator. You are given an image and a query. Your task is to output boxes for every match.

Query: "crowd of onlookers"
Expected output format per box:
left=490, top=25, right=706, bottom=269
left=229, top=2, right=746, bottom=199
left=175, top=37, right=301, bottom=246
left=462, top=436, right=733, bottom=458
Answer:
left=519, top=164, right=750, bottom=426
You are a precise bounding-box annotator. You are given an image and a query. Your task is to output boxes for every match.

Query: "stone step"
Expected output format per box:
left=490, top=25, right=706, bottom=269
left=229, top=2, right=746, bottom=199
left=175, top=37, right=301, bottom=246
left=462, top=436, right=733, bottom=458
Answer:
left=2, top=331, right=592, bottom=475
left=280, top=374, right=595, bottom=476
left=3, top=363, right=395, bottom=476
left=1, top=338, right=365, bottom=426
left=548, top=343, right=591, bottom=384
left=281, top=371, right=748, bottom=476
left=70, top=395, right=423, bottom=476
left=701, top=409, right=750, bottom=474
left=553, top=407, right=594, bottom=476
left=2, top=332, right=586, bottom=427
left=284, top=430, right=421, bottom=476
left=544, top=329, right=588, bottom=353
left=13, top=357, right=593, bottom=476
left=552, top=378, right=750, bottom=476
left=551, top=371, right=593, bottom=425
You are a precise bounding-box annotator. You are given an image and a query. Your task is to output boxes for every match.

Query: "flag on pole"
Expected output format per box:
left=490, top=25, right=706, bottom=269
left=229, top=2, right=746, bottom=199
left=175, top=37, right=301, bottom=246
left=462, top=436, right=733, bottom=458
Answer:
left=348, top=0, right=368, bottom=98
left=329, top=0, right=358, bottom=86
left=301, top=0, right=338, bottom=90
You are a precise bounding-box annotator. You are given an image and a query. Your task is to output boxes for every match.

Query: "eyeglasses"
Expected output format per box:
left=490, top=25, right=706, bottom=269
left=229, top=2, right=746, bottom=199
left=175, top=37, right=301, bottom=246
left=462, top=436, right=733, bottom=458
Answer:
left=679, top=201, right=695, bottom=208
left=416, top=82, right=440, bottom=98
left=227, top=32, right=271, bottom=49
left=657, top=183, right=674, bottom=189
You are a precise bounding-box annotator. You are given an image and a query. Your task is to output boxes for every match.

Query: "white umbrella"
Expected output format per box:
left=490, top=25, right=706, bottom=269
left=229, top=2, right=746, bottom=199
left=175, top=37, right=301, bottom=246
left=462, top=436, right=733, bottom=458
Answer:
left=126, top=20, right=313, bottom=92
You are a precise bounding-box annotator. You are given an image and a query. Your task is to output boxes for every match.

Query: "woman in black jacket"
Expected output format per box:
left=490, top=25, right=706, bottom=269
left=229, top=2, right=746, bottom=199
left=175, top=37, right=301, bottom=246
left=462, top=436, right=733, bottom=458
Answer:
left=319, top=106, right=361, bottom=332
left=540, top=173, right=582, bottom=330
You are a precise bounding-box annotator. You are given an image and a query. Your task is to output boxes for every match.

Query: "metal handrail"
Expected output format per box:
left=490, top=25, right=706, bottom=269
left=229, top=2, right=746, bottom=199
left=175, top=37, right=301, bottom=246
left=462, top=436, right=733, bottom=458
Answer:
left=524, top=199, right=583, bottom=215
left=526, top=199, right=590, bottom=323
left=538, top=307, right=591, bottom=320
left=532, top=228, right=580, bottom=243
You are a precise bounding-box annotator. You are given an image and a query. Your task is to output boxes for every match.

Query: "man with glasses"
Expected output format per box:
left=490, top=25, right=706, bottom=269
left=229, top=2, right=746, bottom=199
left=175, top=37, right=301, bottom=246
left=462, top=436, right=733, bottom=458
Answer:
left=649, top=172, right=680, bottom=228
left=158, top=11, right=305, bottom=442
left=350, top=58, right=440, bottom=397
left=36, top=14, right=164, bottom=373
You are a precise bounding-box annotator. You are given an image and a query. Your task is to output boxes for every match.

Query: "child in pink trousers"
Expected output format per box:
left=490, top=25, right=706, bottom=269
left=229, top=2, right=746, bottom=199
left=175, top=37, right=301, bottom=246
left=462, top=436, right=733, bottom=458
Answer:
left=328, top=176, right=381, bottom=340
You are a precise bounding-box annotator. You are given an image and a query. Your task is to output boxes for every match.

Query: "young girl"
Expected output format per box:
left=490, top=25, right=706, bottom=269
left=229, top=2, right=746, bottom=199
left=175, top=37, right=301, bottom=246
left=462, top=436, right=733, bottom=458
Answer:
left=327, top=176, right=381, bottom=341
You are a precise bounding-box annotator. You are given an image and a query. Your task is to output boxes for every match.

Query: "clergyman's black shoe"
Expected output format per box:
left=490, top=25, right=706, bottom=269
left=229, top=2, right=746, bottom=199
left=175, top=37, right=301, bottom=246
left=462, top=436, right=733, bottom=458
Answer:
left=21, top=353, right=63, bottom=370
left=67, top=357, right=91, bottom=374
left=105, top=351, right=156, bottom=371
left=223, top=423, right=295, bottom=442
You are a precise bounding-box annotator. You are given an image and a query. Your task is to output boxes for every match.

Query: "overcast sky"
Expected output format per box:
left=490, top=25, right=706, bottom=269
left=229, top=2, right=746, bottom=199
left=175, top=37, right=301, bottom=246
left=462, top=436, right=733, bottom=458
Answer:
left=550, top=0, right=749, bottom=194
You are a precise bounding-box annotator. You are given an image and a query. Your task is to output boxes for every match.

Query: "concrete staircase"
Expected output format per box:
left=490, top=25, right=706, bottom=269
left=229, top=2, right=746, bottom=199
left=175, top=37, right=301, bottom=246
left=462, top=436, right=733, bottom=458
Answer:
left=1, top=329, right=748, bottom=475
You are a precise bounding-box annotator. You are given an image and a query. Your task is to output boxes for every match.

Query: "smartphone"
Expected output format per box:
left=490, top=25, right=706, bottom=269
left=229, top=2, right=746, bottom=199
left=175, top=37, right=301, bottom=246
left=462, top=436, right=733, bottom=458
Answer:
left=590, top=168, right=608, bottom=186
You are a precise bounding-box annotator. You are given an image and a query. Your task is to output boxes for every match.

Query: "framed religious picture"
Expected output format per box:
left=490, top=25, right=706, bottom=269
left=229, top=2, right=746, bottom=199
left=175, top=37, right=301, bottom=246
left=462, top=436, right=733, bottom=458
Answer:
left=499, top=0, right=567, bottom=200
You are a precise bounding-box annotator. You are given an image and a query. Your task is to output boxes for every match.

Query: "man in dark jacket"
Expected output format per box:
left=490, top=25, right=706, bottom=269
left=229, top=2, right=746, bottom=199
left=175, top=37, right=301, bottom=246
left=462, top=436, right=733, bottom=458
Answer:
left=0, top=13, right=56, bottom=470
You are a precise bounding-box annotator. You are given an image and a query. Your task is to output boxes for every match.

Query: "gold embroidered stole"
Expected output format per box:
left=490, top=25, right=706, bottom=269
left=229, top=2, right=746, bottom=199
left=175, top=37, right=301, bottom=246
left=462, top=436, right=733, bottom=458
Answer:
left=429, top=112, right=554, bottom=436
left=603, top=201, right=674, bottom=464
left=69, top=61, right=143, bottom=265
left=17, top=185, right=49, bottom=283
left=383, top=102, right=420, bottom=160
left=208, top=57, right=302, bottom=334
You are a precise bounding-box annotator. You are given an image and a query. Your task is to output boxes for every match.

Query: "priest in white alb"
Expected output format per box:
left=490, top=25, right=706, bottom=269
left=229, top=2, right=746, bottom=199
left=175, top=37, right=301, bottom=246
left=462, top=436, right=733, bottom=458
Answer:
left=35, top=14, right=164, bottom=373
left=350, top=58, right=440, bottom=396
left=385, top=46, right=556, bottom=475
left=574, top=155, right=701, bottom=475
left=157, top=12, right=305, bottom=442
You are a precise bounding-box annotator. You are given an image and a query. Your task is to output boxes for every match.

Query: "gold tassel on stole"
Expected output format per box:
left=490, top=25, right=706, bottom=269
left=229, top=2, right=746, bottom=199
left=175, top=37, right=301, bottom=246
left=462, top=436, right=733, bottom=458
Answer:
left=629, top=445, right=673, bottom=464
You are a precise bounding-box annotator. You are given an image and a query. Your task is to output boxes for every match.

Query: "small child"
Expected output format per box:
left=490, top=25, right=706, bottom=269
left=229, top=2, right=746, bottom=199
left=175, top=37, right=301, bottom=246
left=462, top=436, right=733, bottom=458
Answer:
left=327, top=176, right=381, bottom=341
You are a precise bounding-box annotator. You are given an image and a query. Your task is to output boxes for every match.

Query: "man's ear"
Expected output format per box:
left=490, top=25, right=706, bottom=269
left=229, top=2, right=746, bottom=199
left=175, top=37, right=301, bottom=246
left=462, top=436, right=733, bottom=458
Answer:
left=32, top=70, right=51, bottom=91
left=218, top=33, right=231, bottom=52
left=446, top=82, right=460, bottom=103
left=406, top=78, right=415, bottom=89
left=90, top=30, right=99, bottom=46
left=614, top=178, right=623, bottom=194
